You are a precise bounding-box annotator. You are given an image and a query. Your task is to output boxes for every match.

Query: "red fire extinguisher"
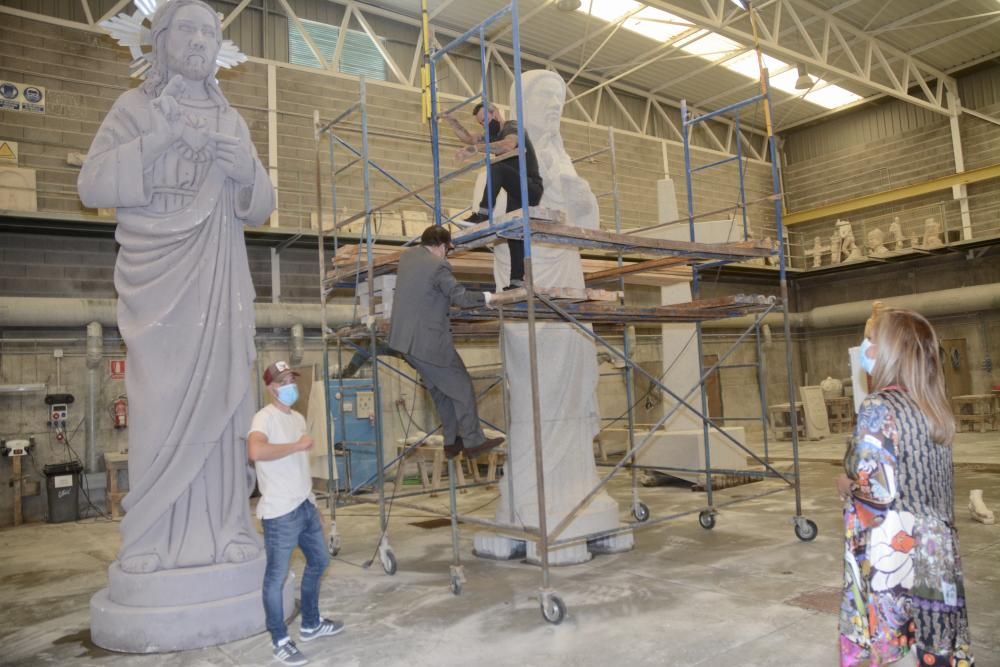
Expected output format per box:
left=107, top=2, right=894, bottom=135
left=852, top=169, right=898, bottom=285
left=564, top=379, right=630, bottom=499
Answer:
left=112, top=395, right=128, bottom=429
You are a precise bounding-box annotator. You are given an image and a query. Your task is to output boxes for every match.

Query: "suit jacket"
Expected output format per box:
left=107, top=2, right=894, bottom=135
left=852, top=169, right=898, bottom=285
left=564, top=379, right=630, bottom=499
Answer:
left=388, top=246, right=485, bottom=364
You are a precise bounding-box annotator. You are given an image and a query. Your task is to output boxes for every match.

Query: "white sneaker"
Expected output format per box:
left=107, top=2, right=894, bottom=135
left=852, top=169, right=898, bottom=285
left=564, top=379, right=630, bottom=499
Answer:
left=273, top=638, right=308, bottom=666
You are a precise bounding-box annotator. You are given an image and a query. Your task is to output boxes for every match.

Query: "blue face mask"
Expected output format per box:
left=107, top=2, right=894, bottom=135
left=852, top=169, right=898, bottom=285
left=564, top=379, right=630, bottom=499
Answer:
left=277, top=383, right=299, bottom=407
left=859, top=338, right=876, bottom=376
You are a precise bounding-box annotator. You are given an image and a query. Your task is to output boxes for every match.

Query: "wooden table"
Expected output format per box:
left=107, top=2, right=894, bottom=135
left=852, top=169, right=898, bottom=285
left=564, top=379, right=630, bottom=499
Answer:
left=104, top=452, right=129, bottom=518
left=825, top=396, right=855, bottom=434
left=951, top=394, right=993, bottom=433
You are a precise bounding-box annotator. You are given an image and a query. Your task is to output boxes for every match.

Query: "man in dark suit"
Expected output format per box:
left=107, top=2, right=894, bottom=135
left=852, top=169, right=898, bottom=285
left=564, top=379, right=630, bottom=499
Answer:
left=389, top=226, right=504, bottom=460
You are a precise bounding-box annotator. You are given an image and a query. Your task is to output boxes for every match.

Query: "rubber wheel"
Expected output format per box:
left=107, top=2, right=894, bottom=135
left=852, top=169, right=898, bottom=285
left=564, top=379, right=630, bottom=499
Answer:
left=450, top=577, right=462, bottom=596
left=382, top=550, right=398, bottom=575
left=541, top=595, right=566, bottom=625
left=632, top=502, right=650, bottom=523
left=698, top=510, right=716, bottom=530
left=794, top=518, right=818, bottom=542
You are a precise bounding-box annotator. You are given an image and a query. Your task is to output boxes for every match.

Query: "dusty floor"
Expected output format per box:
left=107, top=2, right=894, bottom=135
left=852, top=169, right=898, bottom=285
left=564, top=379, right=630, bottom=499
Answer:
left=1, top=433, right=998, bottom=667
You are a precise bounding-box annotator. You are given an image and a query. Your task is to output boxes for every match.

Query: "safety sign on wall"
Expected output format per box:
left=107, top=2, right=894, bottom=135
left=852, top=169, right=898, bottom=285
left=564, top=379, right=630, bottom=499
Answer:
left=109, top=359, right=126, bottom=380
left=0, top=81, right=46, bottom=113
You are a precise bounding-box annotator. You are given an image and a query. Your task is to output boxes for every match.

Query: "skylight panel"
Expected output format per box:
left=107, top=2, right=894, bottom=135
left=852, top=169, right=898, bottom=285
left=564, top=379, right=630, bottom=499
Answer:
left=679, top=31, right=743, bottom=62
left=575, top=1, right=865, bottom=111
left=624, top=7, right=694, bottom=42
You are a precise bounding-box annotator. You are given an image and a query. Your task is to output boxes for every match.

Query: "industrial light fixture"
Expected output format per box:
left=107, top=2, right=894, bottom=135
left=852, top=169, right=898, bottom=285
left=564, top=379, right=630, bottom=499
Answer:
left=794, top=63, right=813, bottom=90
left=557, top=0, right=582, bottom=11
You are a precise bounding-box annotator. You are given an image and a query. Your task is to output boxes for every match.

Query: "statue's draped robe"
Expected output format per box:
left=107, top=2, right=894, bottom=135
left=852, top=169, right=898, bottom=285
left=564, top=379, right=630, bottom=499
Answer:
left=79, top=89, right=274, bottom=569
left=490, top=119, right=621, bottom=546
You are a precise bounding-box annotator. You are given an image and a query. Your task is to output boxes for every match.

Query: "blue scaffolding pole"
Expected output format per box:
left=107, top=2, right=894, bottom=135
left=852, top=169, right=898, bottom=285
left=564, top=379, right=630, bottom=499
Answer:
left=316, top=1, right=813, bottom=627
left=313, top=76, right=512, bottom=576
left=680, top=73, right=810, bottom=538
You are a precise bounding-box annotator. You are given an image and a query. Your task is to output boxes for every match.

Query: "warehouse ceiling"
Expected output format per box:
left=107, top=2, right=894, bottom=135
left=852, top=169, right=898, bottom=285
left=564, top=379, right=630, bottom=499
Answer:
left=361, top=0, right=1000, bottom=130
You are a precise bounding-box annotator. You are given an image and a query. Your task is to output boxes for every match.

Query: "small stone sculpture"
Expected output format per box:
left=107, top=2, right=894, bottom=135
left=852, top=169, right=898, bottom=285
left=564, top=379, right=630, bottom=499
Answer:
left=922, top=216, right=944, bottom=248
left=865, top=228, right=889, bottom=257
left=887, top=217, right=904, bottom=250
left=969, top=489, right=995, bottom=525
left=836, top=219, right=862, bottom=261
left=806, top=236, right=829, bottom=268
left=830, top=228, right=842, bottom=265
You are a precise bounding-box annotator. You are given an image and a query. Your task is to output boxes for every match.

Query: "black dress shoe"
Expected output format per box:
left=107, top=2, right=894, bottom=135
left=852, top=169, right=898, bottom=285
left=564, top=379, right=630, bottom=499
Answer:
left=464, top=212, right=489, bottom=224
left=444, top=437, right=463, bottom=460
left=464, top=436, right=504, bottom=458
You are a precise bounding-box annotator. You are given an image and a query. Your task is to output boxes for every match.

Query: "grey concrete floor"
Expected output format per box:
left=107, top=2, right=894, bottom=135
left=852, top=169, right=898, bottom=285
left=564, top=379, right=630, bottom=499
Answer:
left=2, top=434, right=999, bottom=667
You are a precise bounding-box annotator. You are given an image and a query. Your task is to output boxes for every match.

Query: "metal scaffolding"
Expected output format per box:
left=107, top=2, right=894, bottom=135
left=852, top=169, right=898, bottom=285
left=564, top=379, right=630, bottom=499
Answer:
left=314, top=0, right=813, bottom=626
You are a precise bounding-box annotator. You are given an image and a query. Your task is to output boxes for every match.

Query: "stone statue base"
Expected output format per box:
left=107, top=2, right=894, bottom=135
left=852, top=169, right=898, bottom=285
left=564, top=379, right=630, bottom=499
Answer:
left=91, top=553, right=293, bottom=652
left=473, top=496, right=633, bottom=566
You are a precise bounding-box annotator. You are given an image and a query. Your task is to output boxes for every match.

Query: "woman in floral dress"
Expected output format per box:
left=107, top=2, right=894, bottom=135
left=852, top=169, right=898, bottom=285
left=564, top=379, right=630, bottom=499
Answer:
left=837, top=308, right=974, bottom=666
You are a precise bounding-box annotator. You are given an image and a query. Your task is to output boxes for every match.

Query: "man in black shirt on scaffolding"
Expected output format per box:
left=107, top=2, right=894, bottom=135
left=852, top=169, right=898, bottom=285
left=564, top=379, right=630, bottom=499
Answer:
left=442, top=102, right=543, bottom=288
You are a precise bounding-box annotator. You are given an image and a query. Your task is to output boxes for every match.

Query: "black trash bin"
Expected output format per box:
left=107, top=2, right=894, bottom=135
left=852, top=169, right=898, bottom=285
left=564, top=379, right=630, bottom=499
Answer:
left=44, top=461, right=83, bottom=523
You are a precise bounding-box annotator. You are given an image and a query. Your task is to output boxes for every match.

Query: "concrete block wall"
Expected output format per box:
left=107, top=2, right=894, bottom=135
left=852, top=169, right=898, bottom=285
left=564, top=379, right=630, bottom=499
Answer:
left=792, top=250, right=1000, bottom=396
left=780, top=64, right=1000, bottom=265
left=0, top=12, right=776, bottom=243
left=0, top=232, right=320, bottom=303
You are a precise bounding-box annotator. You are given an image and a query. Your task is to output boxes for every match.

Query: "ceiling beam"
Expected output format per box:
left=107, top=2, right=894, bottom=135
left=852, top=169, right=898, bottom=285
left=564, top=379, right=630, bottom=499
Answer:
left=647, top=0, right=957, bottom=116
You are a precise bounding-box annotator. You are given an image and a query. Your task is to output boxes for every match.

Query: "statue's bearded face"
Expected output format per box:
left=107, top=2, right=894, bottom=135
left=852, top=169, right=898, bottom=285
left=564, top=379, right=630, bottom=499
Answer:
left=531, top=79, right=565, bottom=136
left=164, top=4, right=221, bottom=81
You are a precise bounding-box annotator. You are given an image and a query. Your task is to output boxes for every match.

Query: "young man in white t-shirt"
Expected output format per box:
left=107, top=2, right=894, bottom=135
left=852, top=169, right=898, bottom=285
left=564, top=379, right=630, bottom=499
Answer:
left=248, top=360, right=343, bottom=666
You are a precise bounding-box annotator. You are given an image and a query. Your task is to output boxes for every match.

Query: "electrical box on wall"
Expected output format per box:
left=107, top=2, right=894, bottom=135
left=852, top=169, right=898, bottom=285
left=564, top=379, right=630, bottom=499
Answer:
left=327, top=379, right=378, bottom=492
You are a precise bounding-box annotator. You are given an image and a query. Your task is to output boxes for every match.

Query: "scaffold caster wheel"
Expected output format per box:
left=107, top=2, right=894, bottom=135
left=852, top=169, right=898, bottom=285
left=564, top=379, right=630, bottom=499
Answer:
left=794, top=518, right=818, bottom=542
left=450, top=576, right=462, bottom=596
left=541, top=595, right=566, bottom=625
left=328, top=533, right=341, bottom=557
left=381, top=549, right=398, bottom=575
left=632, top=502, right=650, bottom=523
left=698, top=510, right=716, bottom=530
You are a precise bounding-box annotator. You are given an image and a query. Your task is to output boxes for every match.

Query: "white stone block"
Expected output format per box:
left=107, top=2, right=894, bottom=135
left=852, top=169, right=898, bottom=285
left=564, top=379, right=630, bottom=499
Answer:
left=0, top=166, right=37, bottom=212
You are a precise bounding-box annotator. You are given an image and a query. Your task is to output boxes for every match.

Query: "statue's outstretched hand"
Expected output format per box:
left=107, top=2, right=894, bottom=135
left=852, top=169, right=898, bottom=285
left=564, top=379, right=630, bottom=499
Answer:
left=211, top=131, right=255, bottom=185
left=144, top=75, right=186, bottom=162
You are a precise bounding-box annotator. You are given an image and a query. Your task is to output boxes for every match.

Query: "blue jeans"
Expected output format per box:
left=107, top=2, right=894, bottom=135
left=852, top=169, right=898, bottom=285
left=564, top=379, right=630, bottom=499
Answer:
left=262, top=500, right=330, bottom=645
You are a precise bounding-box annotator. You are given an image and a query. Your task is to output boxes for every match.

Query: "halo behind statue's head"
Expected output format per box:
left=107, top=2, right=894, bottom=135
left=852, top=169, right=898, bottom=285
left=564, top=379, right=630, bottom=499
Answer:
left=100, top=0, right=246, bottom=82
left=510, top=70, right=566, bottom=138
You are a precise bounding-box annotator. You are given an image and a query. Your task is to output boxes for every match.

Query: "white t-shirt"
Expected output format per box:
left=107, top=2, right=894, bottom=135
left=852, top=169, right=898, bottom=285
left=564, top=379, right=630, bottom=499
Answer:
left=249, top=403, right=315, bottom=520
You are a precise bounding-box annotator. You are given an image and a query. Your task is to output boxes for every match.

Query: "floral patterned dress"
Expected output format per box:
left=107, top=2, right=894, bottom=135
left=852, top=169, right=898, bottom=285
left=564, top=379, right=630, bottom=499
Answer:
left=840, top=389, right=974, bottom=667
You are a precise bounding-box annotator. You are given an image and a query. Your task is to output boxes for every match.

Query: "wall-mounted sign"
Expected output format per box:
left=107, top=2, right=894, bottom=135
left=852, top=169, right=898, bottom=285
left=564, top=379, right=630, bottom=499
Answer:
left=109, top=359, right=126, bottom=380
left=0, top=81, right=45, bottom=113
left=0, top=141, right=17, bottom=163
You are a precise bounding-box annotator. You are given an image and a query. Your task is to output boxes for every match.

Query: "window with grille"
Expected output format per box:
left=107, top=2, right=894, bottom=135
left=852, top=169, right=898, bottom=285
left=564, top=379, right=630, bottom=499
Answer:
left=288, top=18, right=387, bottom=81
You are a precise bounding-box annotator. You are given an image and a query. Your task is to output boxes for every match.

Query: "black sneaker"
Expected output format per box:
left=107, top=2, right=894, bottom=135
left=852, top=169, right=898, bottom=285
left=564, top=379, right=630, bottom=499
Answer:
left=273, top=639, right=308, bottom=666
left=464, top=212, right=489, bottom=224
left=299, top=618, right=345, bottom=642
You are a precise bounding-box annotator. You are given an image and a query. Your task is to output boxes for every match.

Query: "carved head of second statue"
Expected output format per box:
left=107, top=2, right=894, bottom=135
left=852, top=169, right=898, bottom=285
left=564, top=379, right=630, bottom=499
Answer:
left=516, top=70, right=566, bottom=143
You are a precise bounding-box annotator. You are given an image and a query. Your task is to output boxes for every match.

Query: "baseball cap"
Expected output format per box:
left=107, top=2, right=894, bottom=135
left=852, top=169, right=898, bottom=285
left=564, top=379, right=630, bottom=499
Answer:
left=263, top=360, right=300, bottom=385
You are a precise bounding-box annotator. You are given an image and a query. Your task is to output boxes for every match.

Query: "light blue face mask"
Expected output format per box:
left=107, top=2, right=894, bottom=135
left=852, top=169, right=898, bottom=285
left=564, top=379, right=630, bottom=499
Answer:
left=859, top=337, right=876, bottom=375
left=277, top=383, right=299, bottom=407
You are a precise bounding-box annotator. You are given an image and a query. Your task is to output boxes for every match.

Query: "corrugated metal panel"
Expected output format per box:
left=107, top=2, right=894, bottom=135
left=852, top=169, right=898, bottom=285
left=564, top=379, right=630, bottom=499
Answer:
left=287, top=16, right=386, bottom=81
left=958, top=64, right=1000, bottom=111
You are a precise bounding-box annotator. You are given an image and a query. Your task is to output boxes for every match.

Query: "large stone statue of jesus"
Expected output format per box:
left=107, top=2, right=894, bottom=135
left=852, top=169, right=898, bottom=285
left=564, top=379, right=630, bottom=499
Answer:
left=474, top=71, right=632, bottom=565
left=79, top=0, right=286, bottom=651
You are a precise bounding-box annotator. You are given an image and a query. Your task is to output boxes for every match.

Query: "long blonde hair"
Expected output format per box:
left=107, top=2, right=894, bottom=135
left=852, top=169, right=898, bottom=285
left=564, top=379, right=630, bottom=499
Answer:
left=870, top=308, right=955, bottom=445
